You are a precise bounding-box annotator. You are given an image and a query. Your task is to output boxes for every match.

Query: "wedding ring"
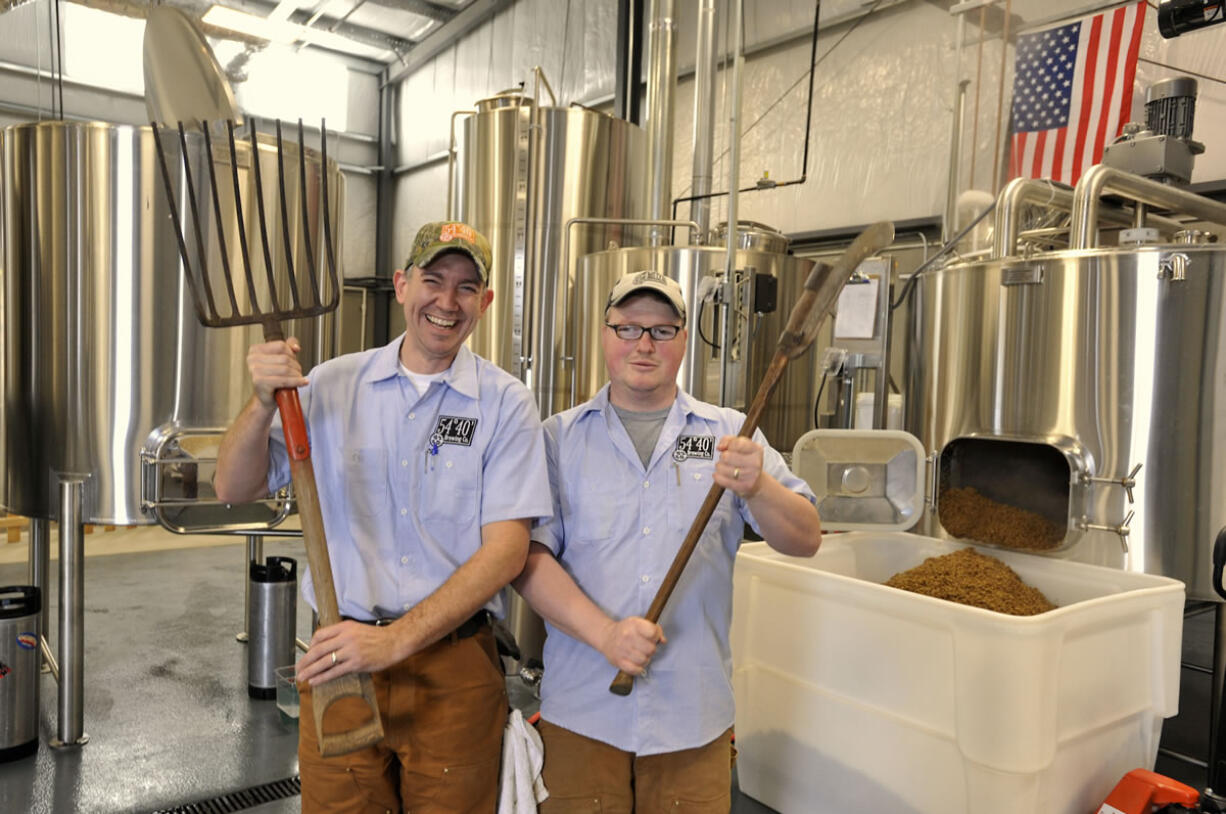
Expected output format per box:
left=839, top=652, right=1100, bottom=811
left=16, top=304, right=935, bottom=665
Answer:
left=331, top=651, right=337, bottom=666
left=733, top=467, right=741, bottom=480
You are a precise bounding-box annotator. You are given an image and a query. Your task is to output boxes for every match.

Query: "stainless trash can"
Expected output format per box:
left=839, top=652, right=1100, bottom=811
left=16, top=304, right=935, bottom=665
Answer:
left=248, top=557, right=297, bottom=700
left=0, top=586, right=40, bottom=762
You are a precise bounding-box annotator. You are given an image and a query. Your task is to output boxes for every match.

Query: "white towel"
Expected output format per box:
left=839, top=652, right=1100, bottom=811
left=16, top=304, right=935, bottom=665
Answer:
left=498, top=709, right=549, bottom=814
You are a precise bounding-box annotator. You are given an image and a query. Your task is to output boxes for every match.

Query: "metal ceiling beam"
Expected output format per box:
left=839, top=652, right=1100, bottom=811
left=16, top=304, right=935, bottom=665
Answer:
left=384, top=0, right=509, bottom=86
left=364, top=0, right=456, bottom=22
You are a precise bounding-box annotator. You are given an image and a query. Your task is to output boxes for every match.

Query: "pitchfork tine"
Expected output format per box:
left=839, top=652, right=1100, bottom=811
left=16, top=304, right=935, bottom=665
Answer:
left=249, top=120, right=287, bottom=313
left=226, top=120, right=264, bottom=316
left=319, top=119, right=339, bottom=310
left=150, top=124, right=213, bottom=327
left=176, top=123, right=221, bottom=324
left=202, top=122, right=242, bottom=319
left=274, top=120, right=302, bottom=311
left=296, top=119, right=322, bottom=309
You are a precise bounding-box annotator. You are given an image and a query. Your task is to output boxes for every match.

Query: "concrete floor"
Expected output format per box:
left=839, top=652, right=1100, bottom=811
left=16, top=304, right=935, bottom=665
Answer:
left=0, top=526, right=1217, bottom=813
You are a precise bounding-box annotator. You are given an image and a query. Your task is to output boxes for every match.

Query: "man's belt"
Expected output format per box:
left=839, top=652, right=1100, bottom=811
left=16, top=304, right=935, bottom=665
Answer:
left=343, top=609, right=490, bottom=641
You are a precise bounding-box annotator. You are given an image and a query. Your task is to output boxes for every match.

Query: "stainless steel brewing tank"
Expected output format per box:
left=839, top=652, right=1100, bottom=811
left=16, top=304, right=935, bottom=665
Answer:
left=905, top=246, right=1226, bottom=600
left=574, top=246, right=817, bottom=451
left=1, top=121, right=340, bottom=523
left=453, top=94, right=649, bottom=416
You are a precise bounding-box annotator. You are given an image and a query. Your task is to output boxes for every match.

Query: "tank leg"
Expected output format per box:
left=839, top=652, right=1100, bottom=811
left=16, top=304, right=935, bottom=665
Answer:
left=27, top=517, right=55, bottom=674
left=50, top=476, right=88, bottom=748
left=237, top=534, right=264, bottom=643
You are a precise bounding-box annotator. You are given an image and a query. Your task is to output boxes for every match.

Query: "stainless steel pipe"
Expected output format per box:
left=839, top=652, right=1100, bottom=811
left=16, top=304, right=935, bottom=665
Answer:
left=943, top=79, right=969, bottom=243
left=646, top=0, right=678, bottom=246
left=237, top=534, right=266, bottom=643
left=688, top=0, right=718, bottom=241
left=52, top=476, right=88, bottom=748
left=994, top=176, right=1184, bottom=258
left=719, top=0, right=745, bottom=408
left=1071, top=165, right=1226, bottom=249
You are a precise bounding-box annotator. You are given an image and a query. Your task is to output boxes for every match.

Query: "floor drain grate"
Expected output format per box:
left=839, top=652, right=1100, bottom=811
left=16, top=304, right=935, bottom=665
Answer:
left=152, top=775, right=301, bottom=814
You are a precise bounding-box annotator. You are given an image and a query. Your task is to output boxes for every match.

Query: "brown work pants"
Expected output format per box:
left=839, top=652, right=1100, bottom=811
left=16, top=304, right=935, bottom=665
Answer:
left=537, top=719, right=732, bottom=813
left=298, top=626, right=506, bottom=814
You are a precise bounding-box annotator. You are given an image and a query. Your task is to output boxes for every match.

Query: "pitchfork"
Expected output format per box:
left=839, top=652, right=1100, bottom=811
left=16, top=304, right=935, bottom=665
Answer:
left=152, top=118, right=384, bottom=756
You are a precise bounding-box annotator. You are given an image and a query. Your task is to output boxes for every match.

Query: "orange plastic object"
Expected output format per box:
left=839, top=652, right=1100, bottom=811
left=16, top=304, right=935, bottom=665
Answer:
left=1098, top=768, right=1200, bottom=813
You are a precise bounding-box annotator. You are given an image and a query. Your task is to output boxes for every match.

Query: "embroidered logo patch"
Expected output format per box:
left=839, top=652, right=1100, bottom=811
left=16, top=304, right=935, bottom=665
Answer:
left=672, top=435, right=715, bottom=462
left=430, top=415, right=479, bottom=447
left=16, top=632, right=37, bottom=650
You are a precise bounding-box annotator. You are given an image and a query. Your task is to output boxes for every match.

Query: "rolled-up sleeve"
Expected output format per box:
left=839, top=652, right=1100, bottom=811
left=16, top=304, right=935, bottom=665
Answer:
left=530, top=417, right=565, bottom=555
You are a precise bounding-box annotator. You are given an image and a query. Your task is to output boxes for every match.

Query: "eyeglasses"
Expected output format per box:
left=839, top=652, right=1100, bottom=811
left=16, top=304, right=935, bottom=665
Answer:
left=604, top=323, right=682, bottom=341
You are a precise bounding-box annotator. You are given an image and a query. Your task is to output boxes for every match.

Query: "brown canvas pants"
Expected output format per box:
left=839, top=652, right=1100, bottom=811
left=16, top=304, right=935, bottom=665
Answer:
left=537, top=719, right=732, bottom=813
left=298, top=626, right=506, bottom=814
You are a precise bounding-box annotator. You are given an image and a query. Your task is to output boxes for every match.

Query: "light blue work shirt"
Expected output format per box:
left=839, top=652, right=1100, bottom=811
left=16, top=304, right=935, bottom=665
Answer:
left=533, top=385, right=817, bottom=755
left=267, top=339, right=552, bottom=621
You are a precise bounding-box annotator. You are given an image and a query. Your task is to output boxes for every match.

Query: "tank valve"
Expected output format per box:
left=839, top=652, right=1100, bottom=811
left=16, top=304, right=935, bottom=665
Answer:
left=1080, top=510, right=1134, bottom=553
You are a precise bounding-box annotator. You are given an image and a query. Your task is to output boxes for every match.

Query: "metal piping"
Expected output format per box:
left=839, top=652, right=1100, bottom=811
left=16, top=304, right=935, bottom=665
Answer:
left=51, top=477, right=88, bottom=748
left=646, top=0, right=678, bottom=246
left=719, top=0, right=745, bottom=407
left=1070, top=165, right=1226, bottom=249
left=688, top=0, right=718, bottom=241
left=943, top=80, right=969, bottom=242
left=994, top=176, right=1185, bottom=258
left=942, top=6, right=968, bottom=243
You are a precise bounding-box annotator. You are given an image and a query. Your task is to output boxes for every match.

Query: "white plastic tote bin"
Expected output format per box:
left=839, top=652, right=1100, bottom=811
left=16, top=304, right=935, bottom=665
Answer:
left=730, top=532, right=1184, bottom=814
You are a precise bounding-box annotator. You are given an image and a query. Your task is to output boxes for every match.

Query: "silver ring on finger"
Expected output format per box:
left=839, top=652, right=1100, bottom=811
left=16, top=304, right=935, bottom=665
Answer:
left=733, top=467, right=741, bottom=480
left=331, top=650, right=338, bottom=667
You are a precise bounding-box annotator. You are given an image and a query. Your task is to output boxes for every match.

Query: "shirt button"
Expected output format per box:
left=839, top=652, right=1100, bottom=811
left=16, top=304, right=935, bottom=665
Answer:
left=401, top=459, right=408, bottom=467
left=641, top=575, right=650, bottom=583
left=400, top=556, right=408, bottom=565
left=643, top=481, right=649, bottom=489
left=642, top=527, right=650, bottom=535
left=445, top=460, right=453, bottom=468
left=693, top=473, right=702, bottom=480
left=409, top=412, right=416, bottom=420
left=400, top=508, right=408, bottom=516
left=403, top=603, right=411, bottom=611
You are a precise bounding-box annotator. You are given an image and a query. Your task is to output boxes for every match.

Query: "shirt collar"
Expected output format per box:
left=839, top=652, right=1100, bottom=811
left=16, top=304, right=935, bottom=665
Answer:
left=581, top=384, right=722, bottom=424
left=360, top=335, right=480, bottom=401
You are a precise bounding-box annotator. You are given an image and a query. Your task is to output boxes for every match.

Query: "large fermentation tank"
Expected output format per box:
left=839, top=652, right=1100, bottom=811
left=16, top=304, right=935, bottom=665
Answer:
left=452, top=90, right=649, bottom=417
left=573, top=238, right=817, bottom=451
left=905, top=245, right=1226, bottom=600
left=1, top=121, right=339, bottom=524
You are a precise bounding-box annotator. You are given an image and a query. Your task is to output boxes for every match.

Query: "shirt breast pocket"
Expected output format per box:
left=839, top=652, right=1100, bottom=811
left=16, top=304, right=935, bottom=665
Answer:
left=344, top=447, right=390, bottom=518
left=419, top=455, right=480, bottom=526
left=676, top=461, right=738, bottom=535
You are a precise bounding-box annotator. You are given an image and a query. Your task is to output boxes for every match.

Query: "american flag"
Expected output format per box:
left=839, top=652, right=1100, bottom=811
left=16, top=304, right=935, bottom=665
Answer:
left=1008, top=2, right=1146, bottom=185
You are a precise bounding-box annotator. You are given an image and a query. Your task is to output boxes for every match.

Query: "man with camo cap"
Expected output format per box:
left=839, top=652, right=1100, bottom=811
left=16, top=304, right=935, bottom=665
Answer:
left=216, top=220, right=552, bottom=813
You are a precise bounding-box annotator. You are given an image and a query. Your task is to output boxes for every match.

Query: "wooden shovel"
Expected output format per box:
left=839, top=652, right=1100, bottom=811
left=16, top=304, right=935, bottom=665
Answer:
left=609, top=221, right=896, bottom=696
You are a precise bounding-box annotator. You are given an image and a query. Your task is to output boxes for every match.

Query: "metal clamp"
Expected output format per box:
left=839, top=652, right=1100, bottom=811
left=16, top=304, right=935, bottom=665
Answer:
left=1159, top=252, right=1189, bottom=281
left=1079, top=510, right=1134, bottom=553
left=1081, top=463, right=1142, bottom=503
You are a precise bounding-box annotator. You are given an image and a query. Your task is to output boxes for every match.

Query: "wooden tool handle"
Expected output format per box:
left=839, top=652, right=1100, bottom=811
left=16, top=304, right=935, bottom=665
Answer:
left=281, top=405, right=384, bottom=752
left=310, top=671, right=385, bottom=757
left=609, top=351, right=791, bottom=697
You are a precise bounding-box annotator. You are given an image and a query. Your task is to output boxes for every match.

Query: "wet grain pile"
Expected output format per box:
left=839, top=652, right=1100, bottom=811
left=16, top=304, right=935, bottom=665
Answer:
left=884, top=547, right=1057, bottom=616
left=939, top=486, right=1064, bottom=551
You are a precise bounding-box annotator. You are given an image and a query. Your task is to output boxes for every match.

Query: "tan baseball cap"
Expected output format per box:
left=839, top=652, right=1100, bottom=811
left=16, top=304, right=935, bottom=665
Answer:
left=605, top=270, right=687, bottom=323
left=407, top=221, right=493, bottom=282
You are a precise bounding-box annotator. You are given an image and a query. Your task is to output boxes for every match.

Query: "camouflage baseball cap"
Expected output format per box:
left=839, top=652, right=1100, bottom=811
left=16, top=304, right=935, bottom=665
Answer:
left=407, top=221, right=492, bottom=282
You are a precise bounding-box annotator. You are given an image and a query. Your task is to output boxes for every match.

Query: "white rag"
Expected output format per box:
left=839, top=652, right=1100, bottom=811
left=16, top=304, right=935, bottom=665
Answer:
left=498, top=709, right=549, bottom=814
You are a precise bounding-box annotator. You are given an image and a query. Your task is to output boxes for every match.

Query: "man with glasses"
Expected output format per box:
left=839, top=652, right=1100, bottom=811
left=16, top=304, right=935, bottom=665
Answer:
left=515, top=270, right=821, bottom=811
